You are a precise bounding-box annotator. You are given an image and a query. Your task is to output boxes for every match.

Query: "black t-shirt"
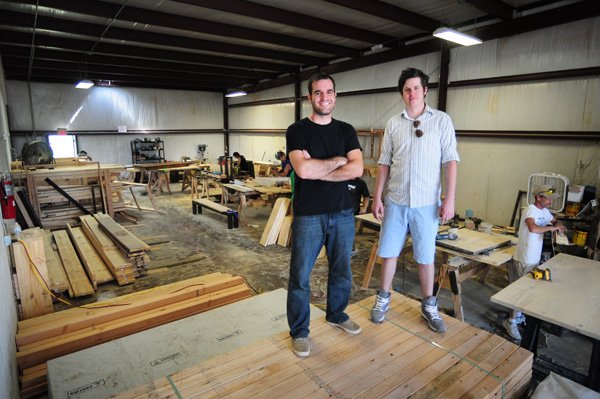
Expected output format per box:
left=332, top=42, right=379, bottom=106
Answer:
left=348, top=178, right=370, bottom=215
left=238, top=156, right=249, bottom=172
left=286, top=118, right=361, bottom=216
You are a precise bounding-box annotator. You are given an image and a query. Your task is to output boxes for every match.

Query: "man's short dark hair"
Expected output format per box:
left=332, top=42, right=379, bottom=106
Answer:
left=307, top=72, right=336, bottom=95
left=233, top=152, right=240, bottom=157
left=398, top=68, right=429, bottom=92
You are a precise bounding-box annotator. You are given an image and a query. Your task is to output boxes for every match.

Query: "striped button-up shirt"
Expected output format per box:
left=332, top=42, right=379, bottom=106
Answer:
left=379, top=105, right=459, bottom=208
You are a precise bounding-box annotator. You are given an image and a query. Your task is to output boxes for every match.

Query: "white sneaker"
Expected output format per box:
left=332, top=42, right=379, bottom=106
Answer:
left=502, top=319, right=522, bottom=340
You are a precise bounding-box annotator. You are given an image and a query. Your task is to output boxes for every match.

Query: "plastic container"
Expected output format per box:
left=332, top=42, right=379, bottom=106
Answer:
left=527, top=173, right=570, bottom=213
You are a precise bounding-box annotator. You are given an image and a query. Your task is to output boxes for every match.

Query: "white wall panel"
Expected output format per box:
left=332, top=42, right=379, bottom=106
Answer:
left=456, top=138, right=598, bottom=225
left=78, top=133, right=225, bottom=165
left=6, top=82, right=223, bottom=131
left=447, top=79, right=600, bottom=131
left=228, top=103, right=294, bottom=129
left=228, top=84, right=295, bottom=105
left=450, top=17, right=600, bottom=81
left=229, top=133, right=286, bottom=163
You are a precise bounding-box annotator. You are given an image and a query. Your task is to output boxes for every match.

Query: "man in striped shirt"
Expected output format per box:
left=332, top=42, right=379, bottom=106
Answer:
left=370, top=67, right=459, bottom=333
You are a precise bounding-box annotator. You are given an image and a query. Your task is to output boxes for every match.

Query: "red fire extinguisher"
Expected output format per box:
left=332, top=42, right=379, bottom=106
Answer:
left=1, top=173, right=17, bottom=220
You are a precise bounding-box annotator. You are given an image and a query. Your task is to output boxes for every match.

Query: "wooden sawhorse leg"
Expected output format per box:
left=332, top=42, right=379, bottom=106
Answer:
left=361, top=242, right=381, bottom=289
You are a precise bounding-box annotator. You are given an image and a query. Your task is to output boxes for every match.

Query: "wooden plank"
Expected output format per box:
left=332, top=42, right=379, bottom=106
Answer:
left=52, top=230, right=94, bottom=297
left=277, top=215, right=293, bottom=247
left=436, top=229, right=511, bottom=255
left=93, top=213, right=150, bottom=253
left=66, top=225, right=114, bottom=285
left=12, top=229, right=54, bottom=319
left=80, top=215, right=134, bottom=285
left=195, top=198, right=235, bottom=214
left=16, top=285, right=252, bottom=370
left=259, top=197, right=290, bottom=246
left=16, top=274, right=246, bottom=346
left=41, top=230, right=70, bottom=293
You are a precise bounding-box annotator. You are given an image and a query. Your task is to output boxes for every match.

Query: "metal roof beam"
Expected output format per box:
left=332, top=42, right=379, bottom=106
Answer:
left=464, top=0, right=514, bottom=21
left=322, top=0, right=440, bottom=33
left=10, top=0, right=358, bottom=57
left=173, top=0, right=394, bottom=44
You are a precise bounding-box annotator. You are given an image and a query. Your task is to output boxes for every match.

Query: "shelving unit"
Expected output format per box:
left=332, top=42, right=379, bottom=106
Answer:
left=131, top=138, right=164, bottom=164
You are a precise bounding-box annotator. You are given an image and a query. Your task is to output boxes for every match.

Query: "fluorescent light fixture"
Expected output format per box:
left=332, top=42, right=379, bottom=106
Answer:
left=75, top=79, right=94, bottom=89
left=225, top=89, right=247, bottom=98
left=433, top=27, right=482, bottom=46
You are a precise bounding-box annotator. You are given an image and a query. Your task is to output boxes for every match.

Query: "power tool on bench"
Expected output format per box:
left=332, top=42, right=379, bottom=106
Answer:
left=529, top=267, right=551, bottom=281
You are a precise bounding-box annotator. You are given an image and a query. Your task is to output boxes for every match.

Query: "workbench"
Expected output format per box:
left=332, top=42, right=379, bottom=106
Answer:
left=132, top=161, right=209, bottom=195
left=221, top=180, right=291, bottom=224
left=356, top=213, right=515, bottom=321
left=491, top=253, right=600, bottom=391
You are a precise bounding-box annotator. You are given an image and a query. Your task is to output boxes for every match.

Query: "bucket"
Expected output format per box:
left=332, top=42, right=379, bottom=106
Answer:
left=573, top=229, right=588, bottom=246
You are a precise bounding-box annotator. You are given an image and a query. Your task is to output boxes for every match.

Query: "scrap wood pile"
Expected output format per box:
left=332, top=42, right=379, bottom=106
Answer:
left=259, top=197, right=293, bottom=247
left=16, top=272, right=252, bottom=398
left=11, top=214, right=152, bottom=319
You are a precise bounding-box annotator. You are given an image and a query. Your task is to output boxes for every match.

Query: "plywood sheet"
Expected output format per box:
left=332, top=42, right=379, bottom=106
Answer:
left=47, top=289, right=324, bottom=399
left=436, top=228, right=511, bottom=255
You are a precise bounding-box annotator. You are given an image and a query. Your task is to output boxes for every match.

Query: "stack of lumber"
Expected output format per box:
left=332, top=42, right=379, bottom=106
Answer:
left=12, top=163, right=126, bottom=229
left=16, top=272, right=252, bottom=398
left=259, top=198, right=291, bottom=246
left=80, top=215, right=136, bottom=285
left=11, top=224, right=118, bottom=311
left=93, top=213, right=151, bottom=275
left=114, top=294, right=532, bottom=399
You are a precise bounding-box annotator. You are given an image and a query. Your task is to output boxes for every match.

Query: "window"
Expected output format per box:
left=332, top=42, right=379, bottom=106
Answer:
left=48, top=134, right=77, bottom=158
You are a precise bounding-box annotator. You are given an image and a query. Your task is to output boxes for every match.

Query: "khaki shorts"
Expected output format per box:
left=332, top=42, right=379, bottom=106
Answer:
left=508, top=259, right=539, bottom=283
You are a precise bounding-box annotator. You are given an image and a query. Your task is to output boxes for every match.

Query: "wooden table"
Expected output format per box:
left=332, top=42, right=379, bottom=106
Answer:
left=357, top=214, right=516, bottom=321
left=221, top=182, right=292, bottom=224
left=491, top=253, right=600, bottom=391
left=133, top=161, right=202, bottom=195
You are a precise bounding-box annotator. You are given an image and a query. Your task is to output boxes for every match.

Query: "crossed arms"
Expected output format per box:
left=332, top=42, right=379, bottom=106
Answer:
left=288, top=148, right=363, bottom=182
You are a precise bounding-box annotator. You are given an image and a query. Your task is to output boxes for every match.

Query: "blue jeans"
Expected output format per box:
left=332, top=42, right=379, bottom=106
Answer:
left=287, top=208, right=355, bottom=339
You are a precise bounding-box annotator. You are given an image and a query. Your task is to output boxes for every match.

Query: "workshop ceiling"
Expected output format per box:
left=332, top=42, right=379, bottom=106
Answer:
left=0, top=0, right=598, bottom=94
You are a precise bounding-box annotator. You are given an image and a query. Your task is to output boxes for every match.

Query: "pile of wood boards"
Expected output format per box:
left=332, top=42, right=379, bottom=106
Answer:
left=85, top=213, right=151, bottom=276
left=11, top=214, right=151, bottom=319
left=259, top=198, right=292, bottom=247
left=16, top=272, right=252, bottom=398
left=12, top=163, right=127, bottom=229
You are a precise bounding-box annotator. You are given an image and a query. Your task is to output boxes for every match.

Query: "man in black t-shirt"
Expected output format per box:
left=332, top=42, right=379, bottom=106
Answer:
left=286, top=73, right=364, bottom=358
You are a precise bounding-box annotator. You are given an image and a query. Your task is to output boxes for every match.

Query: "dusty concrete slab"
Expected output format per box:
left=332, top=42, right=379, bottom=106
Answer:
left=48, top=288, right=324, bottom=399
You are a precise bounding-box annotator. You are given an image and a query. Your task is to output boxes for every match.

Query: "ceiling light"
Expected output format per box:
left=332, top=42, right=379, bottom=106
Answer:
left=225, top=89, right=247, bottom=98
left=75, top=79, right=94, bottom=89
left=433, top=27, right=482, bottom=46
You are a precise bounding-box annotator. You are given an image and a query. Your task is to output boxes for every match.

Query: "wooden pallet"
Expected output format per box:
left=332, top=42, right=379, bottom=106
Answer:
left=16, top=273, right=252, bottom=397
left=114, top=294, right=532, bottom=399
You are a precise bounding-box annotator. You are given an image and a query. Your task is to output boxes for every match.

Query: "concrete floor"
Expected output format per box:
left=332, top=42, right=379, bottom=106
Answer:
left=61, top=184, right=594, bottom=396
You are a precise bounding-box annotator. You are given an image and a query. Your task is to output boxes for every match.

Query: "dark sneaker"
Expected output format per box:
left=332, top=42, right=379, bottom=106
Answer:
left=370, top=290, right=391, bottom=323
left=327, top=319, right=362, bottom=335
left=502, top=319, right=522, bottom=340
left=421, top=296, right=446, bottom=333
left=292, top=337, right=310, bottom=357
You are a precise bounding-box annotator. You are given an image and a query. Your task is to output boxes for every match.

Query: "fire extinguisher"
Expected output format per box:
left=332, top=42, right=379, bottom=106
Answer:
left=1, top=173, right=17, bottom=220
